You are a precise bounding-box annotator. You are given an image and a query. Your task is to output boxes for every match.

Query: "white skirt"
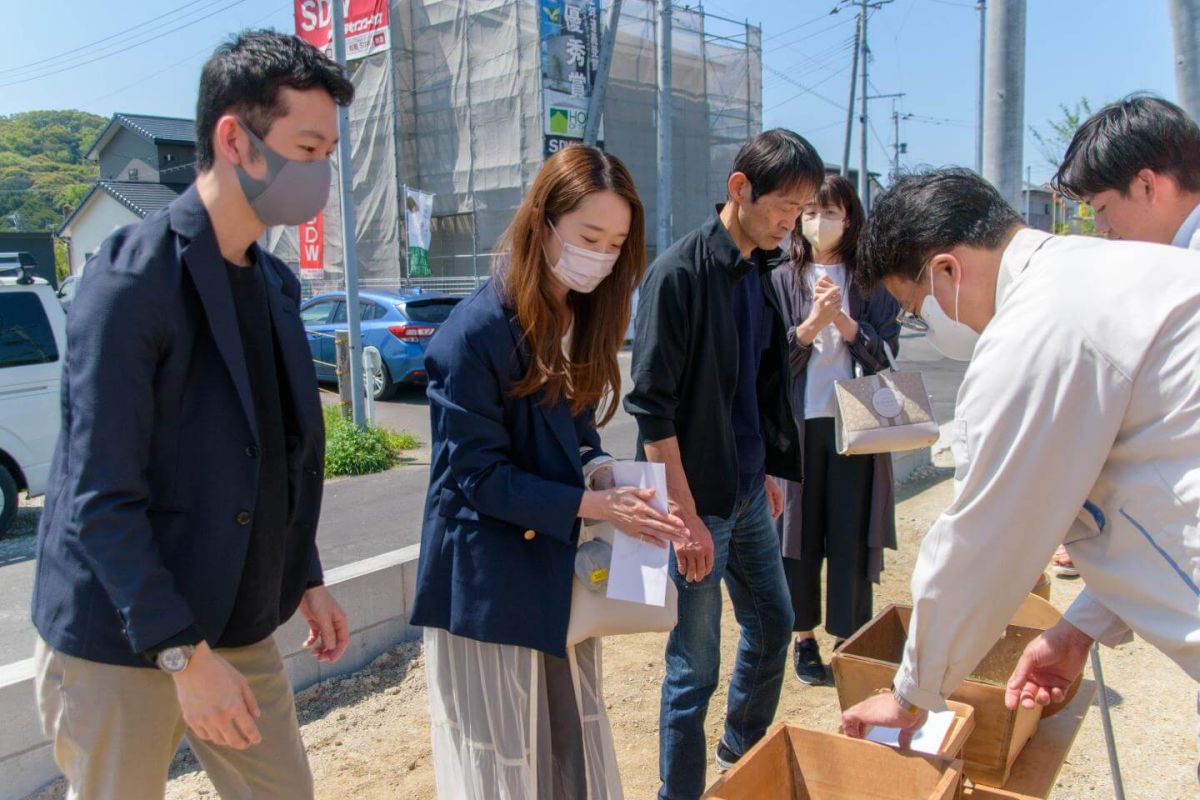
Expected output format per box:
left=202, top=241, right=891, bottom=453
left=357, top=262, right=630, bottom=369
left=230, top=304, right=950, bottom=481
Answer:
left=424, top=627, right=623, bottom=800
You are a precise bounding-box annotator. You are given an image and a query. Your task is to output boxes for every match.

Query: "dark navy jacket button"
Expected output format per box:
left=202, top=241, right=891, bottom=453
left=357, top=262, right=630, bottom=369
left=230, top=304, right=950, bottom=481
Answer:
left=245, top=445, right=260, bottom=458
left=236, top=511, right=252, bottom=525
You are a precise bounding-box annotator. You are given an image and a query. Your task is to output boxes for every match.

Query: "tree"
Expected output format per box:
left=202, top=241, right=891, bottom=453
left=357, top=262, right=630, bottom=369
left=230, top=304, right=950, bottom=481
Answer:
left=1030, top=99, right=1096, bottom=236
left=0, top=110, right=106, bottom=235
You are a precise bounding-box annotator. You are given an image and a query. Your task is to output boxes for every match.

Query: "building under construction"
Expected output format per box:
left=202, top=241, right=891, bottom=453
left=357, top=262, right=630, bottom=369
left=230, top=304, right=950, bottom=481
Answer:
left=270, top=0, right=762, bottom=294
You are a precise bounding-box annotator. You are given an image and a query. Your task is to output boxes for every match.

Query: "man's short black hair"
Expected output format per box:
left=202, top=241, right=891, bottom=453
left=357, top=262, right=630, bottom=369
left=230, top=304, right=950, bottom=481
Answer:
left=857, top=168, right=1023, bottom=291
left=1053, top=95, right=1200, bottom=200
left=195, top=30, right=355, bottom=172
left=731, top=128, right=825, bottom=201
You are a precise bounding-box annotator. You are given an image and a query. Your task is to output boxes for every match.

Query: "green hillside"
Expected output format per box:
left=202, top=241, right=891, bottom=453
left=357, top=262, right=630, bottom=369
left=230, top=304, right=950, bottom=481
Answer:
left=0, top=110, right=106, bottom=233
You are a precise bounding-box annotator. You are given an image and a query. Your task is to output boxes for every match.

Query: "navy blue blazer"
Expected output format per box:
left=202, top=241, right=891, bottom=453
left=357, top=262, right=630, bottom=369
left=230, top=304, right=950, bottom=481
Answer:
left=408, top=284, right=609, bottom=657
left=32, top=185, right=325, bottom=667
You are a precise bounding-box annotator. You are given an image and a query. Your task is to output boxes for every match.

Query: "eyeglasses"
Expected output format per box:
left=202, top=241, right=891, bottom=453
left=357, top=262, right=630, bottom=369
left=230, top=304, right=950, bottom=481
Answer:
left=896, top=309, right=929, bottom=332
left=895, top=260, right=932, bottom=332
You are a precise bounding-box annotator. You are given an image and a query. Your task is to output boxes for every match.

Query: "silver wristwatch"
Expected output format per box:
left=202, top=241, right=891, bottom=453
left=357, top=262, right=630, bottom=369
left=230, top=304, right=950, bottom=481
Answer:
left=156, top=645, right=197, bottom=673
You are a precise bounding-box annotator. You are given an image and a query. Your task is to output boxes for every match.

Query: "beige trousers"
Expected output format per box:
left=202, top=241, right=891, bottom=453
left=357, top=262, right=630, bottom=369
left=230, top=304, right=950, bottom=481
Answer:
left=34, top=636, right=313, bottom=800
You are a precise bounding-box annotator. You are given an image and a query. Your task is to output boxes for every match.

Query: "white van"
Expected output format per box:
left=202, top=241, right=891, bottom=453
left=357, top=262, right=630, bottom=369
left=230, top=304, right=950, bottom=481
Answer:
left=0, top=265, right=65, bottom=536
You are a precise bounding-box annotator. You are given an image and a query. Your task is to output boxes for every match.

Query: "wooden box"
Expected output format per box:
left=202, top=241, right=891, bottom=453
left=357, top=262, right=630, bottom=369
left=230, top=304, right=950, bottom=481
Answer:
left=703, top=723, right=963, bottom=800
left=831, top=604, right=1045, bottom=787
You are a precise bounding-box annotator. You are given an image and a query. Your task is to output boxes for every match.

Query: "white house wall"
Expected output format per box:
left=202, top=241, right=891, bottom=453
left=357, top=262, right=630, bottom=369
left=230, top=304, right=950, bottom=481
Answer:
left=64, top=194, right=140, bottom=275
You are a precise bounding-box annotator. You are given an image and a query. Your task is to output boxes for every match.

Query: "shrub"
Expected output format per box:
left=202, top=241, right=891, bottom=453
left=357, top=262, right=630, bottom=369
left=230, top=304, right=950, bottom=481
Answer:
left=323, top=405, right=419, bottom=477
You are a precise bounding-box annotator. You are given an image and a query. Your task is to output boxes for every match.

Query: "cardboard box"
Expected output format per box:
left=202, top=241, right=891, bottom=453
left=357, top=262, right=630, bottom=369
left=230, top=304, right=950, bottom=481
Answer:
left=703, top=724, right=963, bottom=800
left=831, top=605, right=1045, bottom=787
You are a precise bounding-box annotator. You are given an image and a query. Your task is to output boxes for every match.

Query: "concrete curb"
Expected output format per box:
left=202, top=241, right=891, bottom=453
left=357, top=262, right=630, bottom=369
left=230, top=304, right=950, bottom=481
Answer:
left=7, top=543, right=423, bottom=800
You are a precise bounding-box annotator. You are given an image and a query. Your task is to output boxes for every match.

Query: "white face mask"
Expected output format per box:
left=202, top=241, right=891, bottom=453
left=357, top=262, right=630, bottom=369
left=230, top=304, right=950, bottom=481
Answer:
left=545, top=223, right=619, bottom=294
left=801, top=215, right=844, bottom=255
left=920, top=263, right=979, bottom=361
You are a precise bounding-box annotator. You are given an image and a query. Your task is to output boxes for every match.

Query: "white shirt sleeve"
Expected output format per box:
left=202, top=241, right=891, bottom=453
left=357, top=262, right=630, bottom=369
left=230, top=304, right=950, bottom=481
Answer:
left=893, top=321, right=1132, bottom=711
left=1063, top=587, right=1135, bottom=647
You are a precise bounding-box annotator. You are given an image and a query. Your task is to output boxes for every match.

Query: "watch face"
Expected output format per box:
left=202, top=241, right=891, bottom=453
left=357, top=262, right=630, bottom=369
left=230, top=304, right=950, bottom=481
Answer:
left=159, top=647, right=190, bottom=673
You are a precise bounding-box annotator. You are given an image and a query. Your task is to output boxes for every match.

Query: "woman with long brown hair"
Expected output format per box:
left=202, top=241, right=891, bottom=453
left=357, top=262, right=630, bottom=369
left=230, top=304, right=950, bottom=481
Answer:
left=770, top=173, right=901, bottom=686
left=409, top=146, right=687, bottom=799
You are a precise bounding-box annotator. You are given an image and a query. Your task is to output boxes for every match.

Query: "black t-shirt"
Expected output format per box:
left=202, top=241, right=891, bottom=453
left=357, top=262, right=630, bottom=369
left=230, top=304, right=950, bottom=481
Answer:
left=218, top=259, right=295, bottom=648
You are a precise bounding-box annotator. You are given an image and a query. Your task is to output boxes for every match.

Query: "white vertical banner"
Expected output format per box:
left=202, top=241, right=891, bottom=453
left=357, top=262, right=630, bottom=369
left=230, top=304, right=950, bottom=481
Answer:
left=405, top=187, right=434, bottom=277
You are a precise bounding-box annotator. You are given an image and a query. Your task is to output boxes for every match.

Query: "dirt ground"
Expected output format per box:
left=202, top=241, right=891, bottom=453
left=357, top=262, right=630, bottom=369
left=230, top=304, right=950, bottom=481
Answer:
left=29, top=469, right=1198, bottom=799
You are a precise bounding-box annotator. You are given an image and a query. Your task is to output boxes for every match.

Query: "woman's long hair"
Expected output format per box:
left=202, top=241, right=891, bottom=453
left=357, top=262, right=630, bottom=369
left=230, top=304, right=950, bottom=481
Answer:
left=493, top=146, right=646, bottom=427
left=787, top=173, right=865, bottom=296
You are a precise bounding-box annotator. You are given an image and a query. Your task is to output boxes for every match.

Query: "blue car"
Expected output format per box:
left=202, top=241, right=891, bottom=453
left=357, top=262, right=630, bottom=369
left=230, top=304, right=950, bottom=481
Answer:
left=300, top=288, right=461, bottom=400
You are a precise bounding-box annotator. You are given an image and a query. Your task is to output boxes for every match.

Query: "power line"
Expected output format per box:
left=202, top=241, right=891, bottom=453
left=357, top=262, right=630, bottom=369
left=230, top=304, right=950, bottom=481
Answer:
left=0, top=0, right=211, bottom=77
left=78, top=2, right=293, bottom=109
left=763, top=63, right=851, bottom=111
left=0, top=0, right=255, bottom=89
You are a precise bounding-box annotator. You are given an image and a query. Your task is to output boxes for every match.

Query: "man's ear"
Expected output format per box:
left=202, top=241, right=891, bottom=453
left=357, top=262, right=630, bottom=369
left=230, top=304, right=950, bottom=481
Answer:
left=1133, top=168, right=1158, bottom=204
left=726, top=171, right=752, bottom=206
left=214, top=115, right=255, bottom=168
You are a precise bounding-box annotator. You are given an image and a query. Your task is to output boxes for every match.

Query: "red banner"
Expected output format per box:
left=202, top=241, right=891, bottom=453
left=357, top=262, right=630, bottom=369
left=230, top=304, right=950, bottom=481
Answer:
left=298, top=212, right=324, bottom=274
left=294, top=0, right=391, bottom=61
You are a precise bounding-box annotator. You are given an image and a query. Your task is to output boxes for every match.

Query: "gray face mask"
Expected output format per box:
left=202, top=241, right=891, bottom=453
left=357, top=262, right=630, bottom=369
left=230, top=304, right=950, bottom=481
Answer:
left=235, top=119, right=331, bottom=227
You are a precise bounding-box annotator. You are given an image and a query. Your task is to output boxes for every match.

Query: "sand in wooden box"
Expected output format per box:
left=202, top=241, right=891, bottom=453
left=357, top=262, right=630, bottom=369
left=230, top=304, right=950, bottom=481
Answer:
left=703, top=724, right=963, bottom=800
left=830, top=604, right=1044, bottom=787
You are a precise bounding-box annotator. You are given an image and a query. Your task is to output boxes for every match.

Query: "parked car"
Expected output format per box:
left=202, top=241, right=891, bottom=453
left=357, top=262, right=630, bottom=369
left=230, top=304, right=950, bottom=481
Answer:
left=0, top=270, right=66, bottom=536
left=300, top=288, right=461, bottom=400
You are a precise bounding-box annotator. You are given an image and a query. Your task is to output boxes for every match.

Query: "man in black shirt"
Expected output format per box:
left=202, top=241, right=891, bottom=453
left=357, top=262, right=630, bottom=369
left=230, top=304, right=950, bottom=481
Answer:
left=625, top=130, right=824, bottom=800
left=32, top=32, right=354, bottom=799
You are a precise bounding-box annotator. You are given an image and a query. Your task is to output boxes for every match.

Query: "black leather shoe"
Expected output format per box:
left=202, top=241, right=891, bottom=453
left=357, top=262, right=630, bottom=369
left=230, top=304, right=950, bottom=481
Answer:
left=715, top=739, right=742, bottom=772
left=794, top=637, right=827, bottom=686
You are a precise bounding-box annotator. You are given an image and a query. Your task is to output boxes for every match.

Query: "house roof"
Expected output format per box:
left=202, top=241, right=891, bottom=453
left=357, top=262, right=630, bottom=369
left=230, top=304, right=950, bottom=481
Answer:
left=86, top=113, right=196, bottom=161
left=59, top=180, right=182, bottom=235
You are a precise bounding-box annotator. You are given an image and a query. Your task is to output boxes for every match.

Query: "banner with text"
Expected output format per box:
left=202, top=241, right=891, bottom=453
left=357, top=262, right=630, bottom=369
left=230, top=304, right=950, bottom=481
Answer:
left=539, top=0, right=603, bottom=157
left=294, top=0, right=390, bottom=61
left=405, top=187, right=434, bottom=278
left=298, top=212, right=324, bottom=274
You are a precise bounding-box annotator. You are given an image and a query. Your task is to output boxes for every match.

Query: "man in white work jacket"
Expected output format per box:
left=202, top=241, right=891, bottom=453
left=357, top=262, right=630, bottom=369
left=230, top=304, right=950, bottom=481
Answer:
left=839, top=169, right=1200, bottom=759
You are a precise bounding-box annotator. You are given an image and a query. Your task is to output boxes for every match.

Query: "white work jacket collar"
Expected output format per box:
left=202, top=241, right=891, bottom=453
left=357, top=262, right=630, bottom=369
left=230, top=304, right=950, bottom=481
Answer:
left=995, top=226, right=1054, bottom=310
left=1171, top=201, right=1200, bottom=249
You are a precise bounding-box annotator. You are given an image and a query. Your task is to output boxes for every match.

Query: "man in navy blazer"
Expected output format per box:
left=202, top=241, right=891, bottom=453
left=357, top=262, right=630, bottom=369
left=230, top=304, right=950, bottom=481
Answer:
left=31, top=32, right=354, bottom=799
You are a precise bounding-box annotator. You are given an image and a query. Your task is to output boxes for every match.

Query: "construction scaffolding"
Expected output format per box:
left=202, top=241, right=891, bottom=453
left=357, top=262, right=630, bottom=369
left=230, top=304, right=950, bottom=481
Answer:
left=270, top=0, right=762, bottom=296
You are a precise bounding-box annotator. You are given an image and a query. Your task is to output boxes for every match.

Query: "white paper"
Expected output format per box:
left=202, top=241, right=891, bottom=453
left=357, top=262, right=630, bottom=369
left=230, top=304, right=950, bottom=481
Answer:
left=865, top=709, right=956, bottom=756
left=605, top=462, right=670, bottom=606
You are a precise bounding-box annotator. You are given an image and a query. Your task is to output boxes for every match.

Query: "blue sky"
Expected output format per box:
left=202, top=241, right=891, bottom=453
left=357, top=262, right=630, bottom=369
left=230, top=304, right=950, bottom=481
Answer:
left=0, top=0, right=1180, bottom=185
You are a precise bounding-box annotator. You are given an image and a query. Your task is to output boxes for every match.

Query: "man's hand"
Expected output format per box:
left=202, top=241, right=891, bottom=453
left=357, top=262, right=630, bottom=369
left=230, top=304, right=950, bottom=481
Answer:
left=674, top=510, right=715, bottom=583
left=841, top=692, right=927, bottom=748
left=765, top=477, right=784, bottom=519
left=172, top=642, right=261, bottom=750
left=299, top=585, right=350, bottom=664
left=1005, top=619, right=1093, bottom=711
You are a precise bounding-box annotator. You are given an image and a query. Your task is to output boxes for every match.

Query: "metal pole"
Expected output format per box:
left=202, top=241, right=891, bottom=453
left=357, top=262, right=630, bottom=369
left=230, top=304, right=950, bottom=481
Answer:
left=975, top=0, right=986, bottom=173
left=892, top=103, right=900, bottom=180
left=332, top=0, right=366, bottom=428
left=584, top=0, right=623, bottom=146
left=842, top=11, right=861, bottom=178
left=859, top=0, right=870, bottom=209
left=1024, top=165, right=1031, bottom=223
left=655, top=0, right=673, bottom=257
left=982, top=0, right=1026, bottom=209
left=1170, top=0, right=1200, bottom=122
left=1090, top=644, right=1127, bottom=800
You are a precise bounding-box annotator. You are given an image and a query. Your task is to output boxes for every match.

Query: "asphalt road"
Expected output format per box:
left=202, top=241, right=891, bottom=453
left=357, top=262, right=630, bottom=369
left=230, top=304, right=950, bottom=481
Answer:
left=0, top=340, right=964, bottom=666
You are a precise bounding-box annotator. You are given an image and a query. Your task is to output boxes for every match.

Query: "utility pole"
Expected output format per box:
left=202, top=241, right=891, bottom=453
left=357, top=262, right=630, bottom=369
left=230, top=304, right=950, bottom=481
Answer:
left=1169, top=0, right=1200, bottom=122
left=982, top=0, right=1026, bottom=209
left=584, top=0, right=623, bottom=145
left=842, top=10, right=862, bottom=177
left=1024, top=165, right=1032, bottom=224
left=859, top=0, right=870, bottom=208
left=975, top=0, right=986, bottom=172
left=655, top=0, right=673, bottom=257
left=892, top=101, right=910, bottom=181
left=332, top=0, right=366, bottom=428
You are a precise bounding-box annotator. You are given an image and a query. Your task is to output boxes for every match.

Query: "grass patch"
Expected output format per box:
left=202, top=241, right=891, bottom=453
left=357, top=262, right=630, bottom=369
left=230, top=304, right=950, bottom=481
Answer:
left=323, top=405, right=420, bottom=477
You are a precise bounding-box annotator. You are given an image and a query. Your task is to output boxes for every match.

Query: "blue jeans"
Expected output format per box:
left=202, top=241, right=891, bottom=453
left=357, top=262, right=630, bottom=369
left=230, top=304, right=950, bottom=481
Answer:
left=658, top=488, right=794, bottom=800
